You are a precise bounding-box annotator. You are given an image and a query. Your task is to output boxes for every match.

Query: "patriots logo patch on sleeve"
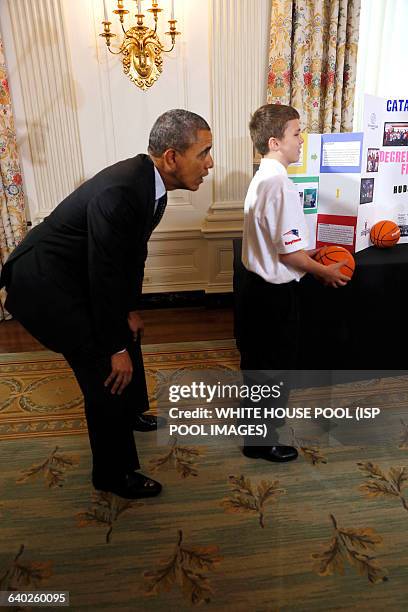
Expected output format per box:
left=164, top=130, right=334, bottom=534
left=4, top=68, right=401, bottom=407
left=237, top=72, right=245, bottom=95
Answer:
left=283, top=228, right=301, bottom=246
left=283, top=229, right=299, bottom=237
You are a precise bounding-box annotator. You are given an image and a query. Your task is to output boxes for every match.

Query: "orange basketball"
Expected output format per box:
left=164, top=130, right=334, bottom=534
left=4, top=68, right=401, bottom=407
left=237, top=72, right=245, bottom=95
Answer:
left=370, top=220, right=400, bottom=248
left=314, top=245, right=355, bottom=278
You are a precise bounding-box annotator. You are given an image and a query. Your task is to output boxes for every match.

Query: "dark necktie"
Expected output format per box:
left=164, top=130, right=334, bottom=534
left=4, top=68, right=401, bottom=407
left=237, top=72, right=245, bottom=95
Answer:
left=151, top=193, right=167, bottom=231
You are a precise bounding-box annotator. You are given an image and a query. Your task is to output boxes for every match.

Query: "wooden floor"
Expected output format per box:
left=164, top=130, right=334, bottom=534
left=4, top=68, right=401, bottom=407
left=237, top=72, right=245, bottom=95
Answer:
left=0, top=306, right=235, bottom=353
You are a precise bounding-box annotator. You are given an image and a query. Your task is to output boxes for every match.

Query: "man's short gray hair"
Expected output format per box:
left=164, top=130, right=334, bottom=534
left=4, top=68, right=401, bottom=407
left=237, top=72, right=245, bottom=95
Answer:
left=148, top=109, right=210, bottom=156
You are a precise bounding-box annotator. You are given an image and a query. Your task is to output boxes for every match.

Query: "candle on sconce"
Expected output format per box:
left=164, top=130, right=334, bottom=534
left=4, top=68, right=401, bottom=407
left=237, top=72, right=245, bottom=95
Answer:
left=103, top=0, right=109, bottom=21
left=171, top=0, right=174, bottom=19
left=138, top=0, right=142, bottom=13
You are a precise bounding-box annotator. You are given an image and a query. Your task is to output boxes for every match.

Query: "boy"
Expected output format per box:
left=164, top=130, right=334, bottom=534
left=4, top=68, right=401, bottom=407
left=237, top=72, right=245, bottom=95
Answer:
left=239, top=103, right=349, bottom=463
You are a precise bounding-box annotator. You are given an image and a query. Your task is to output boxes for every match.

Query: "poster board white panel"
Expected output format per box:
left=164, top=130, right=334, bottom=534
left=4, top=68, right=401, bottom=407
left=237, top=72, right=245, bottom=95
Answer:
left=356, top=94, right=408, bottom=251
left=319, top=173, right=361, bottom=216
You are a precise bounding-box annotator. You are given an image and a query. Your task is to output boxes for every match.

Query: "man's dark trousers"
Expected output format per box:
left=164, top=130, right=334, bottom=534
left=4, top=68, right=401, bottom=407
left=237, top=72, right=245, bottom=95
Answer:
left=64, top=334, right=148, bottom=480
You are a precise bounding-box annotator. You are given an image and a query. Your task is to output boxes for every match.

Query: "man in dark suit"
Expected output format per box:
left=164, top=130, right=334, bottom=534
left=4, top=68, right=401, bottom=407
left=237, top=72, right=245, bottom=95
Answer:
left=1, top=109, right=213, bottom=499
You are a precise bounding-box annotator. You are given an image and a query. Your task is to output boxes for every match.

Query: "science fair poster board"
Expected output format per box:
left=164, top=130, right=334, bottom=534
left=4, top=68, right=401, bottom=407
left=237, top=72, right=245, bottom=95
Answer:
left=288, top=132, right=365, bottom=253
left=355, top=94, right=408, bottom=251
left=288, top=131, right=364, bottom=253
left=288, top=133, right=321, bottom=250
left=289, top=95, right=408, bottom=253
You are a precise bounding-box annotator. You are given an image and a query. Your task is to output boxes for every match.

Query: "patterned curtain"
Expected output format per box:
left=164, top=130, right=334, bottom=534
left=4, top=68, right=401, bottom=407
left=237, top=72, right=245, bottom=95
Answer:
left=0, top=35, right=27, bottom=321
left=267, top=0, right=361, bottom=132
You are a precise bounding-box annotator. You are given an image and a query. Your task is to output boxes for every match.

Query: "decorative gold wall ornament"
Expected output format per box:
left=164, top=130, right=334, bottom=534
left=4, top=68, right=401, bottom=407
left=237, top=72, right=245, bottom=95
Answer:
left=100, top=1, right=180, bottom=91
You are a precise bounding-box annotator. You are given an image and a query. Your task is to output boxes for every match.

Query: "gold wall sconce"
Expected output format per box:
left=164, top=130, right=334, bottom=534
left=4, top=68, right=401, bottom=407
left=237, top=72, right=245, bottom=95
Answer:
left=100, top=0, right=180, bottom=90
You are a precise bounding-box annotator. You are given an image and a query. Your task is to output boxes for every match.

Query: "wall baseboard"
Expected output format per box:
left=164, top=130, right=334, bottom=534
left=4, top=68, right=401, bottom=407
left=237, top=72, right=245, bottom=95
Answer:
left=138, top=291, right=234, bottom=310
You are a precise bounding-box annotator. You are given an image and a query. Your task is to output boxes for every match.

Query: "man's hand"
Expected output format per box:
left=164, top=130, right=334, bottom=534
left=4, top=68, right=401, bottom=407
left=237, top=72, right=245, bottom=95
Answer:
left=104, top=350, right=133, bottom=395
left=128, top=311, right=144, bottom=341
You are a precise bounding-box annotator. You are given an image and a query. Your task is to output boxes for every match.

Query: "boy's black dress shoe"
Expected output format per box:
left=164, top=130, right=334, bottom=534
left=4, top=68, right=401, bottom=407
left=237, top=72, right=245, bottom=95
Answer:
left=132, top=414, right=167, bottom=431
left=243, top=445, right=298, bottom=462
left=92, top=471, right=162, bottom=499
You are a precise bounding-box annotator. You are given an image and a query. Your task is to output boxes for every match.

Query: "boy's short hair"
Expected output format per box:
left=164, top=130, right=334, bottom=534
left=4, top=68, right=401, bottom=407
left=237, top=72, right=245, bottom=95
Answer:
left=249, top=104, right=300, bottom=156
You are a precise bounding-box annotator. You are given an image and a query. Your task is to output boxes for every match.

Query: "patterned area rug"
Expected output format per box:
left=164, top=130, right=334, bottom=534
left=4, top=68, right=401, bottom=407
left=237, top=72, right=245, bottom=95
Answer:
left=1, top=341, right=408, bottom=611
left=0, top=341, right=239, bottom=441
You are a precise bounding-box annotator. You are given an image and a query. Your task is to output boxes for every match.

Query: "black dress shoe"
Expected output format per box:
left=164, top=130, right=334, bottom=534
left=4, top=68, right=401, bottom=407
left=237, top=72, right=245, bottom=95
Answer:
left=132, top=414, right=167, bottom=431
left=92, top=471, right=162, bottom=499
left=243, top=445, right=298, bottom=463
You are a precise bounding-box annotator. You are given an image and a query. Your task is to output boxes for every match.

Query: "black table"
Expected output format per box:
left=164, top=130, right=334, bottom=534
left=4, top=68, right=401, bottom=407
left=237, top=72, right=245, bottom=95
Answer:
left=233, top=239, right=408, bottom=376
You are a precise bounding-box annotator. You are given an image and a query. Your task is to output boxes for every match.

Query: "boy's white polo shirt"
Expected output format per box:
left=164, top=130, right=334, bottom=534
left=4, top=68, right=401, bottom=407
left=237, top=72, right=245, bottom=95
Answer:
left=242, top=158, right=308, bottom=284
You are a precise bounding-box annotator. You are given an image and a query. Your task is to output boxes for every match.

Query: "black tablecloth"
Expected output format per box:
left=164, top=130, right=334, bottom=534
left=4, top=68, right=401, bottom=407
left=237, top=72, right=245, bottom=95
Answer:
left=233, top=239, right=408, bottom=374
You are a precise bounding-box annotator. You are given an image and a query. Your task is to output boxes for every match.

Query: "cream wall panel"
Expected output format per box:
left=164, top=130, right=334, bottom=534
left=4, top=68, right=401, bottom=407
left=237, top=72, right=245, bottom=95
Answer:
left=62, top=0, right=212, bottom=232
left=0, top=4, right=38, bottom=221
left=143, top=232, right=207, bottom=293
left=209, top=0, right=270, bottom=210
left=203, top=0, right=270, bottom=292
left=3, top=0, right=84, bottom=223
left=206, top=239, right=234, bottom=293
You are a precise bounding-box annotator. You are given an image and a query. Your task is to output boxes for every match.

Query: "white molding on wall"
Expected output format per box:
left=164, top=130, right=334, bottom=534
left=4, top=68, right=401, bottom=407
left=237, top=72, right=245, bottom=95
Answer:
left=202, top=203, right=244, bottom=237
left=90, top=0, right=117, bottom=167
left=143, top=234, right=234, bottom=294
left=206, top=239, right=234, bottom=293
left=203, top=0, right=271, bottom=239
left=201, top=0, right=271, bottom=291
left=149, top=229, right=203, bottom=240
left=7, top=0, right=84, bottom=223
left=143, top=228, right=208, bottom=293
left=167, top=191, right=194, bottom=211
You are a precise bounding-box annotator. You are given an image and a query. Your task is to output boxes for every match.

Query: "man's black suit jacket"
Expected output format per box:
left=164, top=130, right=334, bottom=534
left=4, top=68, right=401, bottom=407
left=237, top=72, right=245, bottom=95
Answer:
left=2, top=154, right=156, bottom=355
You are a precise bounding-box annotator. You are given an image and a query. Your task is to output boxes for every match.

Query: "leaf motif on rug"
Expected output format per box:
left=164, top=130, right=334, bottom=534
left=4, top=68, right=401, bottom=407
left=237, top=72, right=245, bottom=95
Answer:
left=221, top=474, right=285, bottom=528
left=290, top=427, right=328, bottom=465
left=0, top=545, right=53, bottom=591
left=16, top=446, right=79, bottom=488
left=149, top=436, right=204, bottom=478
left=312, top=514, right=388, bottom=583
left=398, top=418, right=408, bottom=449
left=142, top=529, right=222, bottom=606
left=358, top=461, right=408, bottom=511
left=145, top=368, right=167, bottom=403
left=0, top=377, right=23, bottom=412
left=76, top=492, right=143, bottom=544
